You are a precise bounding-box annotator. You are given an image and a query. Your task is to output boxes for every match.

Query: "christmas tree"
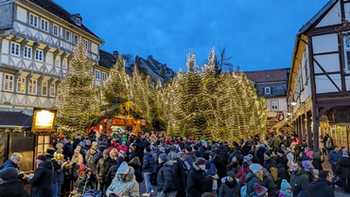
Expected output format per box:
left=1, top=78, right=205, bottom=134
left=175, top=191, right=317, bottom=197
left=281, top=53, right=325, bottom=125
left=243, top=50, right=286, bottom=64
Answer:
left=160, top=49, right=267, bottom=142
left=56, top=43, right=99, bottom=137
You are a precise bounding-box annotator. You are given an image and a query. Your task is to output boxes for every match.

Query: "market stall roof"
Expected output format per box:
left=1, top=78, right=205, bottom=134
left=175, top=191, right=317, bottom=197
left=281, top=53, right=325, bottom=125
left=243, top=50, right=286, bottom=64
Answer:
left=0, top=111, right=32, bottom=129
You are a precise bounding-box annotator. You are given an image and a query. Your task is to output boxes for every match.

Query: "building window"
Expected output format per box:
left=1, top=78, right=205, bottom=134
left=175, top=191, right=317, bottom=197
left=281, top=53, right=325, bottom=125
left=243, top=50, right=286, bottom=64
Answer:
left=264, top=87, right=271, bottom=95
left=41, top=80, right=48, bottom=96
left=40, top=18, right=49, bottom=32
left=101, top=72, right=107, bottom=81
left=271, top=100, right=279, bottom=111
left=10, top=42, right=20, bottom=57
left=64, top=30, right=71, bottom=41
left=35, top=49, right=44, bottom=62
left=4, top=73, right=14, bottom=91
left=49, top=82, right=55, bottom=97
left=28, top=79, right=37, bottom=95
left=82, top=39, right=89, bottom=50
left=53, top=24, right=59, bottom=36
left=16, top=76, right=26, bottom=93
left=29, top=13, right=38, bottom=27
left=344, top=35, right=350, bottom=72
left=73, top=34, right=79, bottom=44
left=23, top=46, right=32, bottom=59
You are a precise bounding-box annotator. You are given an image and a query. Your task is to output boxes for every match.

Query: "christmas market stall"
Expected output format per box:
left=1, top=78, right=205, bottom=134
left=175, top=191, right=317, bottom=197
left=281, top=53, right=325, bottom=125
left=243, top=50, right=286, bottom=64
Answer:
left=0, top=108, right=56, bottom=171
left=89, top=116, right=145, bottom=137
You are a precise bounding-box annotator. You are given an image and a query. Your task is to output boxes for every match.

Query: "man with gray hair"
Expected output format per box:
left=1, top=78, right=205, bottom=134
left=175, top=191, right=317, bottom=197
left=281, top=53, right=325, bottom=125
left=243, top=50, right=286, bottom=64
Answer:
left=0, top=152, right=23, bottom=171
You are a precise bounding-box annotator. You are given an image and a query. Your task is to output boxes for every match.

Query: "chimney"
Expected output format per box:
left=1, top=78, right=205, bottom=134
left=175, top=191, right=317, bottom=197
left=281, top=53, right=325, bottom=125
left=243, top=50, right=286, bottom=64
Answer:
left=71, top=13, right=82, bottom=26
left=112, top=51, right=119, bottom=58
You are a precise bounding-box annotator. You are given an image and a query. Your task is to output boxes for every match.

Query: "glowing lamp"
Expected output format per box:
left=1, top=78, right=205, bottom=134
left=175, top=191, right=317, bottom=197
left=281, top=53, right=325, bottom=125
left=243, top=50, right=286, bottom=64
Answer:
left=291, top=102, right=297, bottom=106
left=32, top=108, right=56, bottom=133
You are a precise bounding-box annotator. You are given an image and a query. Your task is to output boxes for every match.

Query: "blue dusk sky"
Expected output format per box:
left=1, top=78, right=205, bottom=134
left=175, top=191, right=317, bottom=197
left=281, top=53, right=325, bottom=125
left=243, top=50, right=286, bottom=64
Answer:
left=56, top=0, right=328, bottom=71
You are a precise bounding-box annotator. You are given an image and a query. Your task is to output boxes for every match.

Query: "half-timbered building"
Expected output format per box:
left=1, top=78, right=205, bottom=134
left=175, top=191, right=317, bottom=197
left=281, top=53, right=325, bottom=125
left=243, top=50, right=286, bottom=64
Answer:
left=0, top=0, right=110, bottom=169
left=288, top=0, right=350, bottom=149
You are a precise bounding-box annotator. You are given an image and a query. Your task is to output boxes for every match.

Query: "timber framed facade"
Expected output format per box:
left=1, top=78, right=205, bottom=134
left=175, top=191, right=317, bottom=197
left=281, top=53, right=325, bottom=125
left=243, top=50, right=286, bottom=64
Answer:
left=288, top=0, right=350, bottom=149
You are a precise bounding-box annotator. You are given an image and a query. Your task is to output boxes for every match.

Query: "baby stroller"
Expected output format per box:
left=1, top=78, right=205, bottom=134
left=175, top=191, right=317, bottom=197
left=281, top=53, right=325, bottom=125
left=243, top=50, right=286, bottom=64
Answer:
left=70, top=165, right=102, bottom=197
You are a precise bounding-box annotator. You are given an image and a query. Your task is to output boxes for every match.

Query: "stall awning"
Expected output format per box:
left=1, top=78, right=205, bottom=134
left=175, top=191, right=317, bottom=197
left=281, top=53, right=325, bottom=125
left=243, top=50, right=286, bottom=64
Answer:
left=0, top=111, right=32, bottom=129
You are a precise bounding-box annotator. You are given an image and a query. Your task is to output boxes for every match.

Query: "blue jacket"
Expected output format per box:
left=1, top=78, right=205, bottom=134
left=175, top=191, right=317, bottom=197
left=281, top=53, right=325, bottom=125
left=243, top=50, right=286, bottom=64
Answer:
left=143, top=153, right=156, bottom=173
left=0, top=160, right=19, bottom=171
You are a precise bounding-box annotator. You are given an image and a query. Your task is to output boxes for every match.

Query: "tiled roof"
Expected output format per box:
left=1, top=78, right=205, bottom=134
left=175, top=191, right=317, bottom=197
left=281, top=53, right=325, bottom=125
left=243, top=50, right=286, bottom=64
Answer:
left=99, top=50, right=115, bottom=68
left=28, top=0, right=101, bottom=41
left=245, top=68, right=290, bottom=83
left=0, top=111, right=32, bottom=128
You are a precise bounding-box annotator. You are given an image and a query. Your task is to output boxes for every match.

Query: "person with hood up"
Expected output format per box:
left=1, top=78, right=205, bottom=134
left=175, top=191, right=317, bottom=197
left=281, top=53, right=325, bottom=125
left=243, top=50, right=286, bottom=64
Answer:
left=156, top=151, right=180, bottom=197
left=278, top=179, right=292, bottom=197
left=218, top=171, right=240, bottom=197
left=28, top=155, right=54, bottom=197
left=186, top=157, right=213, bottom=197
left=0, top=167, right=28, bottom=197
left=245, top=163, right=267, bottom=197
left=106, top=161, right=140, bottom=197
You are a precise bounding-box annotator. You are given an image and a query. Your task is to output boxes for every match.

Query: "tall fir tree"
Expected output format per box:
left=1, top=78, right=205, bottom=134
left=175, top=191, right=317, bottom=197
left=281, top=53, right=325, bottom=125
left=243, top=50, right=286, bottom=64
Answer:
left=57, top=43, right=99, bottom=137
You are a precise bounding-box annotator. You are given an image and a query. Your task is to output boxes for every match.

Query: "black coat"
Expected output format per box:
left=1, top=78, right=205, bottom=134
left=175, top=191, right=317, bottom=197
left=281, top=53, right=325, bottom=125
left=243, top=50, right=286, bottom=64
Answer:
left=157, top=160, right=179, bottom=193
left=29, top=161, right=54, bottom=197
left=300, top=180, right=334, bottom=197
left=186, top=164, right=213, bottom=197
left=336, top=157, right=350, bottom=192
left=0, top=179, right=28, bottom=197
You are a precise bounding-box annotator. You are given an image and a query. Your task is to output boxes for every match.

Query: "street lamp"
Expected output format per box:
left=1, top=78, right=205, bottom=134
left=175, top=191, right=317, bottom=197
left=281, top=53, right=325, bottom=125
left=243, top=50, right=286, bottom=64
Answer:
left=32, top=108, right=56, bottom=132
left=291, top=101, right=297, bottom=106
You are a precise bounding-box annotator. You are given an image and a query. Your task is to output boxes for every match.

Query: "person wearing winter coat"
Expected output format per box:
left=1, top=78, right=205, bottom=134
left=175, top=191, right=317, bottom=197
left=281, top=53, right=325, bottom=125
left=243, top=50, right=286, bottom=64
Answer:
left=218, top=172, right=240, bottom=197
left=128, top=156, right=143, bottom=183
left=299, top=171, right=335, bottom=197
left=28, top=155, right=54, bottom=197
left=106, top=161, right=140, bottom=197
left=143, top=146, right=156, bottom=194
left=0, top=152, right=22, bottom=171
left=96, top=149, right=110, bottom=190
left=156, top=152, right=180, bottom=197
left=335, top=149, right=350, bottom=193
left=186, top=158, right=213, bottom=197
left=289, top=164, right=310, bottom=196
left=278, top=179, right=292, bottom=197
left=0, top=167, right=28, bottom=197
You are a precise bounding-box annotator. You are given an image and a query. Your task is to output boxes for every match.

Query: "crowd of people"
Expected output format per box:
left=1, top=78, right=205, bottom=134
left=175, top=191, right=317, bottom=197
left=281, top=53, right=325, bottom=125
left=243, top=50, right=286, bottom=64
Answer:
left=0, top=131, right=349, bottom=197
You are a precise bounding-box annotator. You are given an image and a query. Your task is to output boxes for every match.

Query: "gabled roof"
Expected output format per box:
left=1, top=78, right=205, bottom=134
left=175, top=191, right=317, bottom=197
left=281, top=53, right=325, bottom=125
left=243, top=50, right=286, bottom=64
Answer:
left=0, top=111, right=32, bottom=128
left=28, top=0, right=101, bottom=41
left=298, top=0, right=338, bottom=34
left=245, top=68, right=290, bottom=83
left=99, top=50, right=116, bottom=69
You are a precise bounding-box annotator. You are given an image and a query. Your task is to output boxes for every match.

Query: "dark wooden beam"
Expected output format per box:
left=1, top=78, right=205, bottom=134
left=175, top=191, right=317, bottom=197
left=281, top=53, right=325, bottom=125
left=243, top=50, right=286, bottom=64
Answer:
left=338, top=32, right=347, bottom=91
left=308, top=37, right=320, bottom=149
left=313, top=58, right=342, bottom=92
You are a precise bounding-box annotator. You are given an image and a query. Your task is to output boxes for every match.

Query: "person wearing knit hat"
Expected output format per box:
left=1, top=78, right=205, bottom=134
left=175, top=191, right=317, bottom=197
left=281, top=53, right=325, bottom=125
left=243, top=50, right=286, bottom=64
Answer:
left=0, top=167, right=28, bottom=197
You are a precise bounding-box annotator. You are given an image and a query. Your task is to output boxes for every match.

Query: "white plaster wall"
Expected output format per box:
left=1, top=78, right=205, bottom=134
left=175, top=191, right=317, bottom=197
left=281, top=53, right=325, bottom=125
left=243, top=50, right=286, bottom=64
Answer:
left=344, top=2, right=350, bottom=22
left=317, top=1, right=341, bottom=27
left=314, top=53, right=340, bottom=73
left=91, top=42, right=98, bottom=54
left=0, top=71, right=3, bottom=91
left=312, top=34, right=338, bottom=54
left=46, top=52, right=53, bottom=65
left=16, top=6, right=27, bottom=23
left=315, top=74, right=341, bottom=93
